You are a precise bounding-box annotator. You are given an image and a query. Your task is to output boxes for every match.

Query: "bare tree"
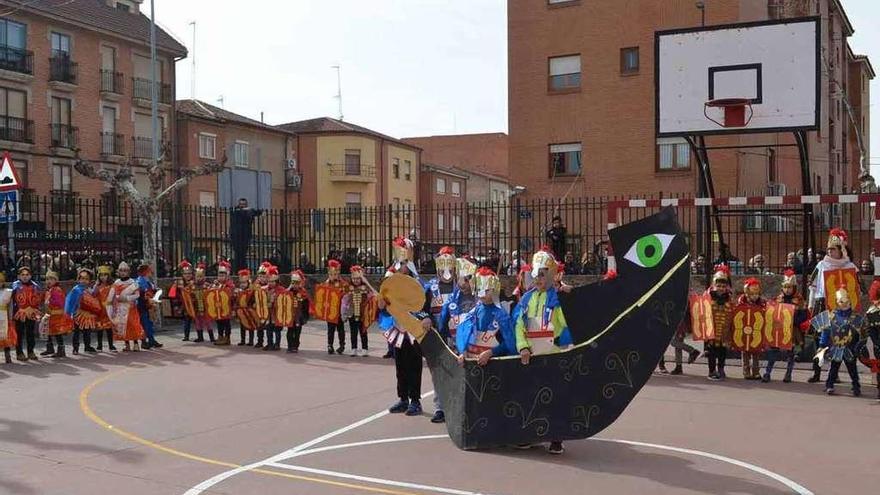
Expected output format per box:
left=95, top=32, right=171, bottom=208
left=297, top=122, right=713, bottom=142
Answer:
left=74, top=146, right=226, bottom=271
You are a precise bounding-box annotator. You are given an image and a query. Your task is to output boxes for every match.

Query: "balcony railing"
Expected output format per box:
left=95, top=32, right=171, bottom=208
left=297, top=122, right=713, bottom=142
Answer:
left=49, top=53, right=77, bottom=84
left=0, top=116, right=34, bottom=143
left=49, top=123, right=78, bottom=149
left=328, top=163, right=377, bottom=179
left=132, top=136, right=167, bottom=160
left=50, top=189, right=78, bottom=215
left=132, top=77, right=172, bottom=104
left=100, top=132, right=125, bottom=156
left=101, top=190, right=123, bottom=218
left=0, top=45, right=33, bottom=74
left=100, top=69, right=124, bottom=94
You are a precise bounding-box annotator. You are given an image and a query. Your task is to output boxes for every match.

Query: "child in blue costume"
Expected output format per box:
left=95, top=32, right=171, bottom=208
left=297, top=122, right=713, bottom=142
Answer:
left=455, top=267, right=516, bottom=366
left=814, top=287, right=863, bottom=397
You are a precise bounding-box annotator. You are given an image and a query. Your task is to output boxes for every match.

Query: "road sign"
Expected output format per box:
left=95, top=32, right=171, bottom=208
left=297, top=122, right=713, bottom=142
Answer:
left=0, top=151, right=21, bottom=192
left=0, top=190, right=17, bottom=223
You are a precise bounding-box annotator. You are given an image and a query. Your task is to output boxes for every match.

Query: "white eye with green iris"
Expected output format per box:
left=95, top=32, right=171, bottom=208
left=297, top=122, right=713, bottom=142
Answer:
left=623, top=234, right=675, bottom=268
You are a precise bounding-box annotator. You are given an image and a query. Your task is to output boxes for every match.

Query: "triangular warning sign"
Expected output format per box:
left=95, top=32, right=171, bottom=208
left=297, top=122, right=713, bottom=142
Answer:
left=0, top=151, right=21, bottom=191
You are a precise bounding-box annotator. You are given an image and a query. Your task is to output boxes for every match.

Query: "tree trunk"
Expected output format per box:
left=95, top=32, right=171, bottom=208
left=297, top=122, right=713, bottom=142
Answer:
left=141, top=204, right=158, bottom=273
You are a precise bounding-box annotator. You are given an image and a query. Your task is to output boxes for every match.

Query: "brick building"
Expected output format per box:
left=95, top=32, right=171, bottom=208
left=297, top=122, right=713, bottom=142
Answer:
left=508, top=0, right=872, bottom=206
left=176, top=99, right=297, bottom=210
left=418, top=163, right=468, bottom=249
left=402, top=132, right=509, bottom=179
left=0, top=0, right=185, bottom=213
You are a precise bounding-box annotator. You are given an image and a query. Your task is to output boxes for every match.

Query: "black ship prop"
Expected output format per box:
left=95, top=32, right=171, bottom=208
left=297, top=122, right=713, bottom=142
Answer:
left=381, top=208, right=689, bottom=450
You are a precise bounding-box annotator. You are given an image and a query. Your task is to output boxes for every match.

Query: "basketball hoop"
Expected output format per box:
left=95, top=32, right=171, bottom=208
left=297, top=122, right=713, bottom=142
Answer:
left=704, top=98, right=754, bottom=128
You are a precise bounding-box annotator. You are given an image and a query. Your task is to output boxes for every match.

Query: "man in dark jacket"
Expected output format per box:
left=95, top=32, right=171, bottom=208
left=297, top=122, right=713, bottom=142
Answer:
left=545, top=216, right=567, bottom=259
left=230, top=198, right=262, bottom=271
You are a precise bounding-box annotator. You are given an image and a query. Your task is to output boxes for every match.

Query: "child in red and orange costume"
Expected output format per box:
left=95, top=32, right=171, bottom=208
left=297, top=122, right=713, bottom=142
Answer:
left=0, top=285, right=17, bottom=363
left=190, top=264, right=214, bottom=343
left=169, top=260, right=195, bottom=341
left=42, top=270, right=74, bottom=358
left=11, top=266, right=40, bottom=361
left=66, top=268, right=100, bottom=355
left=212, top=261, right=235, bottom=346
left=738, top=278, right=766, bottom=380
left=321, top=259, right=349, bottom=355
left=286, top=270, right=310, bottom=353
left=235, top=269, right=258, bottom=346
left=106, top=262, right=144, bottom=352
left=264, top=266, right=285, bottom=351
left=93, top=265, right=116, bottom=351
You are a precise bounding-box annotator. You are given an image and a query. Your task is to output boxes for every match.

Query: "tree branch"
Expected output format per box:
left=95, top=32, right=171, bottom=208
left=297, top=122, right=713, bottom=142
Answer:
left=155, top=153, right=227, bottom=204
left=73, top=153, right=142, bottom=202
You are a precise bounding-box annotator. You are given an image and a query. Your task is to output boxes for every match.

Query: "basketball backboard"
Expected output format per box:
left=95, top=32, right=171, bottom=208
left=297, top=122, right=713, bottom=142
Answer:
left=655, top=17, right=819, bottom=137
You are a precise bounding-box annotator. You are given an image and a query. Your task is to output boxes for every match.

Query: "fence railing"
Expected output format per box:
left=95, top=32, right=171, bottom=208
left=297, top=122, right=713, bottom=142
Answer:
left=49, top=123, right=78, bottom=149
left=0, top=116, right=33, bottom=143
left=100, top=69, right=124, bottom=94
left=1, top=193, right=874, bottom=280
left=132, top=77, right=172, bottom=104
left=100, top=132, right=125, bottom=156
left=49, top=53, right=77, bottom=84
left=0, top=45, right=32, bottom=74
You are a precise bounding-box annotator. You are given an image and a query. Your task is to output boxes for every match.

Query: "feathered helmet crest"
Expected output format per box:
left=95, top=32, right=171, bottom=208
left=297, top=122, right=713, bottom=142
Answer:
left=327, top=259, right=341, bottom=275
left=435, top=246, right=456, bottom=279
left=257, top=261, right=272, bottom=276
left=266, top=266, right=279, bottom=281
left=712, top=264, right=731, bottom=285
left=743, top=277, right=761, bottom=297
left=474, top=266, right=500, bottom=300
left=781, top=269, right=797, bottom=289
left=178, top=260, right=193, bottom=275
left=217, top=260, right=232, bottom=275
left=530, top=246, right=558, bottom=279
left=827, top=228, right=848, bottom=257
left=237, top=268, right=251, bottom=281
left=350, top=265, right=364, bottom=281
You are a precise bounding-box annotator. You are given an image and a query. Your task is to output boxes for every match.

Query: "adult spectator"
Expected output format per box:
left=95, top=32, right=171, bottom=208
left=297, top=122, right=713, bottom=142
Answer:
left=785, top=252, right=803, bottom=275
left=507, top=250, right=523, bottom=276
left=563, top=252, right=580, bottom=275
left=714, top=243, right=739, bottom=266
left=56, top=252, right=76, bottom=280
left=299, top=252, right=316, bottom=274
left=545, top=216, right=567, bottom=259
left=691, top=254, right=707, bottom=275
left=581, top=251, right=601, bottom=275
left=860, top=259, right=874, bottom=277
left=230, top=198, right=263, bottom=271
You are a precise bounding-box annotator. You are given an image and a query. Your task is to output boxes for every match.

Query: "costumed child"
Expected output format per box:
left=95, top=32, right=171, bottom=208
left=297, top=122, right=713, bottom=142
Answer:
left=252, top=262, right=272, bottom=348
left=190, top=264, right=214, bottom=343
left=212, top=261, right=235, bottom=346
left=234, top=269, right=258, bottom=346
left=426, top=246, right=457, bottom=329
left=343, top=265, right=375, bottom=357
left=738, top=278, right=765, bottom=380
left=455, top=267, right=515, bottom=366
left=286, top=270, right=310, bottom=353
left=12, top=266, right=41, bottom=361
left=93, top=265, right=116, bottom=351
left=511, top=263, right=533, bottom=312
left=106, top=262, right=144, bottom=352
left=440, top=256, right=478, bottom=348
left=320, top=259, right=349, bottom=355
left=264, top=266, right=284, bottom=351
left=169, top=260, right=194, bottom=341
left=513, top=248, right=571, bottom=455
left=814, top=288, right=863, bottom=396
left=807, top=228, right=859, bottom=383
left=763, top=270, right=808, bottom=383
left=66, top=268, right=99, bottom=355
left=42, top=270, right=74, bottom=358
left=137, top=263, right=162, bottom=349
left=0, top=285, right=16, bottom=363
left=379, top=236, right=428, bottom=417
left=705, top=265, right=734, bottom=381
left=864, top=280, right=880, bottom=401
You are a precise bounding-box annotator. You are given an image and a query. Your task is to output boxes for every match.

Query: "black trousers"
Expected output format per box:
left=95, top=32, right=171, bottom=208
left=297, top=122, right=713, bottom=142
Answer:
left=826, top=359, right=860, bottom=391
left=14, top=320, right=36, bottom=353
left=327, top=322, right=345, bottom=349
left=233, top=245, right=248, bottom=271
left=72, top=327, right=92, bottom=350
left=706, top=345, right=727, bottom=375
left=395, top=338, right=423, bottom=402
left=349, top=318, right=368, bottom=350
left=217, top=320, right=232, bottom=339
left=96, top=329, right=114, bottom=349
left=286, top=325, right=302, bottom=350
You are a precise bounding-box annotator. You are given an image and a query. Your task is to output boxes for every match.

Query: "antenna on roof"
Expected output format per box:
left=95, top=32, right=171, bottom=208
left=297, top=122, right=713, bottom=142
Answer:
left=331, top=64, right=344, bottom=121
left=188, top=21, right=196, bottom=99
left=217, top=95, right=224, bottom=108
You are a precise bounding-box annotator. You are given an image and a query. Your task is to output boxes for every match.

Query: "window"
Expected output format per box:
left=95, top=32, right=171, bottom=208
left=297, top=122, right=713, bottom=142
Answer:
left=344, top=149, right=361, bottom=175
left=549, top=55, right=581, bottom=91
left=116, top=1, right=131, bottom=11
left=437, top=212, right=445, bottom=230
left=0, top=86, right=28, bottom=141
left=404, top=160, right=412, bottom=180
left=657, top=138, right=690, bottom=171
left=768, top=149, right=777, bottom=183
left=393, top=197, right=400, bottom=218
left=451, top=181, right=461, bottom=197
left=199, top=133, right=216, bottom=159
left=392, top=158, right=400, bottom=179
left=436, top=178, right=446, bottom=194
left=452, top=214, right=461, bottom=232
left=50, top=32, right=70, bottom=55
left=549, top=143, right=582, bottom=177
left=198, top=191, right=215, bottom=208
left=13, top=159, right=27, bottom=187
left=234, top=141, right=249, bottom=167
left=620, top=47, right=639, bottom=74
left=0, top=19, right=27, bottom=50
left=52, top=163, right=71, bottom=191
left=404, top=199, right=412, bottom=220
left=345, top=192, right=362, bottom=218
left=50, top=97, right=70, bottom=125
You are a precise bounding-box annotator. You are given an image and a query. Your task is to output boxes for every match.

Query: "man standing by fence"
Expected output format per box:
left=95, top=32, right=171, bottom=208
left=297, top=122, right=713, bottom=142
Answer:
left=230, top=198, right=263, bottom=271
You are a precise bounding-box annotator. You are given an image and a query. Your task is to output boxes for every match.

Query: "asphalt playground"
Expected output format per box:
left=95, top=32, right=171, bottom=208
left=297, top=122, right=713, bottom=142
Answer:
left=0, top=323, right=877, bottom=495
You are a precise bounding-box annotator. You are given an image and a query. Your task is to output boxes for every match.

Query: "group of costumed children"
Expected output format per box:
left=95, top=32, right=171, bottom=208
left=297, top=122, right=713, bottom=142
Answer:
left=0, top=262, right=161, bottom=362
left=684, top=228, right=880, bottom=402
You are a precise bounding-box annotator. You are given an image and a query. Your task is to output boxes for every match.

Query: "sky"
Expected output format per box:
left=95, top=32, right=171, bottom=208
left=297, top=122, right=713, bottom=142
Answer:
left=157, top=0, right=878, bottom=173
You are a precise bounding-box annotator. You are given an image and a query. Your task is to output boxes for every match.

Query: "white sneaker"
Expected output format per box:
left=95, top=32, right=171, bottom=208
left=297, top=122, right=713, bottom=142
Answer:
left=360, top=349, right=369, bottom=357
left=349, top=348, right=358, bottom=356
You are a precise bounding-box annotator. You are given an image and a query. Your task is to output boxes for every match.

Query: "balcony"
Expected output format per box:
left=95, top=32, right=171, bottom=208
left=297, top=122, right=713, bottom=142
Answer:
left=0, top=45, right=33, bottom=76
left=101, top=190, right=125, bottom=222
left=100, top=132, right=125, bottom=156
left=328, top=163, right=377, bottom=183
left=17, top=188, right=37, bottom=218
left=0, top=116, right=34, bottom=143
left=132, top=77, right=172, bottom=105
left=49, top=53, right=77, bottom=85
left=132, top=136, right=167, bottom=161
left=49, top=123, right=78, bottom=149
left=50, top=189, right=78, bottom=216
left=100, top=69, right=124, bottom=95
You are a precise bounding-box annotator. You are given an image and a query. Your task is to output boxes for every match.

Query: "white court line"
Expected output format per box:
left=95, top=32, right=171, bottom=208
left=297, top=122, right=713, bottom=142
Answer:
left=183, top=391, right=435, bottom=495
left=286, top=434, right=448, bottom=460
left=266, top=462, right=493, bottom=495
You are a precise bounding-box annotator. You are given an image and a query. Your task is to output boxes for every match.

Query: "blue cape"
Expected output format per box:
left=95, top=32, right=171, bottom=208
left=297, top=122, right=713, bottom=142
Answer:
left=455, top=302, right=516, bottom=357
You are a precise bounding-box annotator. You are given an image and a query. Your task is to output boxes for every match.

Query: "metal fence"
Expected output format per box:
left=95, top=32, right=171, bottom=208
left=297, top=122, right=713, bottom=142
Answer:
left=1, top=192, right=874, bottom=280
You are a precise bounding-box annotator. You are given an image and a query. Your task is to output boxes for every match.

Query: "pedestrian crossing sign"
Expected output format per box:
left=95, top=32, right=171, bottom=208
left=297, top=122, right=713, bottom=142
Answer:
left=0, top=190, right=18, bottom=223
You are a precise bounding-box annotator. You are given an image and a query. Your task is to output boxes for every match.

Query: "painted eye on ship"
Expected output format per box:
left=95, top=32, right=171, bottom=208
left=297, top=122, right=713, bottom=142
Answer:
left=623, top=234, right=675, bottom=269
